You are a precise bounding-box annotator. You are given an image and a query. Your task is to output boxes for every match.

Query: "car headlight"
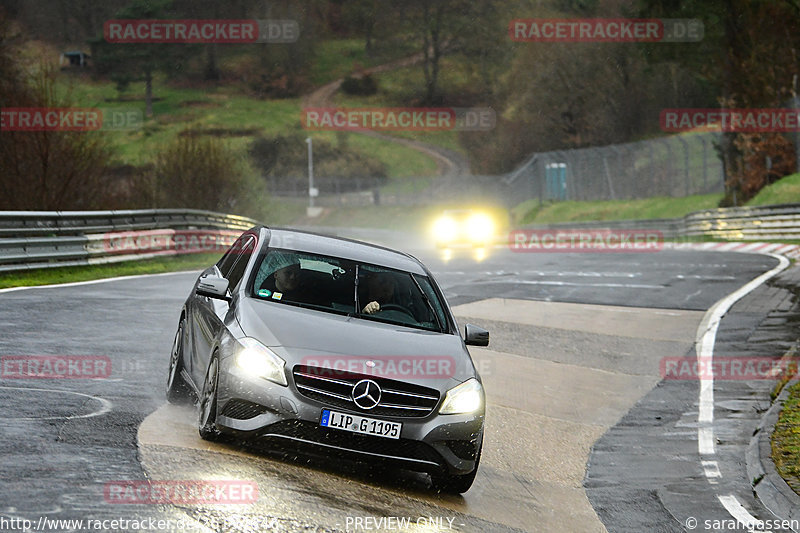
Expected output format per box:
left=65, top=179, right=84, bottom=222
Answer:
left=433, top=216, right=459, bottom=243
left=234, top=337, right=287, bottom=386
left=465, top=213, right=495, bottom=243
left=439, top=378, right=484, bottom=415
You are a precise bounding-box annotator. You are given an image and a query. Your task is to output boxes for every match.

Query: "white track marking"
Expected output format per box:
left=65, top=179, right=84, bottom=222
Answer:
left=693, top=252, right=790, bottom=529
left=0, top=269, right=199, bottom=295
left=0, top=386, right=112, bottom=421
left=695, top=253, right=789, bottom=454
left=718, top=495, right=762, bottom=531
left=488, top=280, right=664, bottom=289
left=702, top=460, right=722, bottom=484
left=698, top=427, right=716, bottom=455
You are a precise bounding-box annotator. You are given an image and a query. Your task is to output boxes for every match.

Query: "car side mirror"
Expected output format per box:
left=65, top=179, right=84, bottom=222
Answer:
left=464, top=324, right=489, bottom=346
left=196, top=276, right=230, bottom=302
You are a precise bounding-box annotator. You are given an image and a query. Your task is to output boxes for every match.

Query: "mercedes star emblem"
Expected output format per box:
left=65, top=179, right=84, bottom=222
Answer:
left=352, top=379, right=381, bottom=410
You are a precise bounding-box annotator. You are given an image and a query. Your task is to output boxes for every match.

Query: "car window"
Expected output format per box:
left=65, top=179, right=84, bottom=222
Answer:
left=225, top=236, right=256, bottom=290
left=412, top=273, right=449, bottom=330
left=217, top=235, right=250, bottom=278
left=251, top=248, right=448, bottom=333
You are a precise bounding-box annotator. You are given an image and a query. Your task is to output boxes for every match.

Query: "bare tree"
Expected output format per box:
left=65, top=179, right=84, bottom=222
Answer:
left=0, top=63, right=111, bottom=210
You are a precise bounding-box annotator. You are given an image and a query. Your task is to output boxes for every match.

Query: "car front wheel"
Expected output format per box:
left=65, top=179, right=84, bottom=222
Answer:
left=198, top=355, right=222, bottom=441
left=166, top=318, right=192, bottom=404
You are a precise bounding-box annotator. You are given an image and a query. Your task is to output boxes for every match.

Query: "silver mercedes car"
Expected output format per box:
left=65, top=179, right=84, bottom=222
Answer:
left=166, top=226, right=489, bottom=493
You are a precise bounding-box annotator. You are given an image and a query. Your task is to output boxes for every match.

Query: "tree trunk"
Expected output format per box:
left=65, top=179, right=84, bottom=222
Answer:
left=145, top=69, right=153, bottom=117
left=720, top=0, right=745, bottom=199
left=205, top=45, right=220, bottom=81
left=365, top=22, right=374, bottom=56
left=422, top=3, right=443, bottom=104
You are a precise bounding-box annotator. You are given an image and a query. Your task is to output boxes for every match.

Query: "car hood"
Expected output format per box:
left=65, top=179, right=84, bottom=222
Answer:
left=236, top=297, right=475, bottom=388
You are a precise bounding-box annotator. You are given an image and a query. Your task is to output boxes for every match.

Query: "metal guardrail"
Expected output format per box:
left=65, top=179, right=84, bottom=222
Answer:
left=683, top=204, right=800, bottom=240
left=0, top=209, right=257, bottom=237
left=2, top=203, right=800, bottom=273
left=522, top=217, right=685, bottom=239
left=0, top=209, right=260, bottom=273
left=522, top=203, right=800, bottom=242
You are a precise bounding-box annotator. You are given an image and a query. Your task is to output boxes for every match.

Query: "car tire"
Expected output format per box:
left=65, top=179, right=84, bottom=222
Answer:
left=166, top=318, right=192, bottom=404
left=198, top=354, right=222, bottom=441
left=431, top=443, right=482, bottom=494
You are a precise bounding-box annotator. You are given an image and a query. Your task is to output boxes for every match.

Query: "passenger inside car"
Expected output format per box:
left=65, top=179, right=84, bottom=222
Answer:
left=259, top=261, right=332, bottom=307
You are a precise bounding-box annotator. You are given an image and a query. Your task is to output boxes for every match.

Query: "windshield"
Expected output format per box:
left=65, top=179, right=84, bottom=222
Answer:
left=251, top=248, right=448, bottom=333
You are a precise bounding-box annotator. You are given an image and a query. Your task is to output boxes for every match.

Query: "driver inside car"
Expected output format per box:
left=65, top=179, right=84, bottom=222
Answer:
left=259, top=258, right=330, bottom=307
left=360, top=271, right=398, bottom=314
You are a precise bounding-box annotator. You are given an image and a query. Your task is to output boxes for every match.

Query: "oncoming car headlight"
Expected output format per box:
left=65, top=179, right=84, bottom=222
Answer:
left=439, top=378, right=484, bottom=415
left=235, top=337, right=287, bottom=386
left=465, top=213, right=495, bottom=243
left=432, top=216, right=459, bottom=243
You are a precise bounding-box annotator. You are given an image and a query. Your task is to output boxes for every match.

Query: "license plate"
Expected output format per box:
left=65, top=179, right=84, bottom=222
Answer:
left=320, top=409, right=401, bottom=439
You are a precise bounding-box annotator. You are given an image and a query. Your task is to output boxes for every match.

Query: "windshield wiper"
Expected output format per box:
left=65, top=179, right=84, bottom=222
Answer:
left=410, top=274, right=443, bottom=332
left=351, top=264, right=360, bottom=317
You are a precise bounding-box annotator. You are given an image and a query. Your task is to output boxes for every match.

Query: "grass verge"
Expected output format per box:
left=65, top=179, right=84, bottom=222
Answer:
left=514, top=194, right=722, bottom=225
left=0, top=253, right=220, bottom=289
left=772, top=380, right=800, bottom=495
left=750, top=173, right=800, bottom=206
left=514, top=171, right=800, bottom=226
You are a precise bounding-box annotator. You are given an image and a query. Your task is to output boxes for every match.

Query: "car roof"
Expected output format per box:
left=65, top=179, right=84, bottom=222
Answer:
left=256, top=226, right=428, bottom=275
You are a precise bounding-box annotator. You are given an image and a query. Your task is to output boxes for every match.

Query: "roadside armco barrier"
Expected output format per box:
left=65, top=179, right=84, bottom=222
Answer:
left=521, top=203, right=800, bottom=242
left=2, top=203, right=800, bottom=273
left=0, top=209, right=259, bottom=272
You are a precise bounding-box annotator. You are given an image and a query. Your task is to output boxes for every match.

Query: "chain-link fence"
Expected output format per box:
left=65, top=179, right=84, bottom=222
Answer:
left=267, top=173, right=509, bottom=206
left=502, top=132, right=725, bottom=204
left=266, top=132, right=726, bottom=207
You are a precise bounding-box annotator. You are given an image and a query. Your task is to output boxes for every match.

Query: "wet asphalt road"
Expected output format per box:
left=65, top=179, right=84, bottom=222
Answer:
left=0, top=237, right=788, bottom=533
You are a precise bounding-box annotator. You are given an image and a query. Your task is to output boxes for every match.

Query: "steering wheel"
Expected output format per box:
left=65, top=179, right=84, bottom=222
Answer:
left=378, top=303, right=416, bottom=318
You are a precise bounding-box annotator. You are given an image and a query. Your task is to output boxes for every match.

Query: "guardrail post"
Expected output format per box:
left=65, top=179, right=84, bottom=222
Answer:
left=700, top=135, right=708, bottom=191
left=600, top=148, right=617, bottom=200
left=676, top=136, right=690, bottom=196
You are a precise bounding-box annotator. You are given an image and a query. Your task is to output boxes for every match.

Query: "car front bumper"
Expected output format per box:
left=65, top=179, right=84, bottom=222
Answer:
left=215, top=362, right=484, bottom=476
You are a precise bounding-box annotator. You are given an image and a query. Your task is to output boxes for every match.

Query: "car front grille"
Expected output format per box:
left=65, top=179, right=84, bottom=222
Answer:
left=292, top=365, right=440, bottom=418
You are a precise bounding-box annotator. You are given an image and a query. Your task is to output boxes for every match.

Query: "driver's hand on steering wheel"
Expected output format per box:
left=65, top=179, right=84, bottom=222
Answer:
left=362, top=301, right=380, bottom=314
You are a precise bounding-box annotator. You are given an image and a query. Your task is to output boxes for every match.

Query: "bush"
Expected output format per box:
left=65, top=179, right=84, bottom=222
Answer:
left=341, top=74, right=378, bottom=96
left=720, top=133, right=798, bottom=206
left=154, top=133, right=268, bottom=217
left=248, top=134, right=387, bottom=194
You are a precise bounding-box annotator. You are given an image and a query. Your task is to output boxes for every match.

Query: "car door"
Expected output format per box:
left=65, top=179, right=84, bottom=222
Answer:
left=190, top=234, right=255, bottom=385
